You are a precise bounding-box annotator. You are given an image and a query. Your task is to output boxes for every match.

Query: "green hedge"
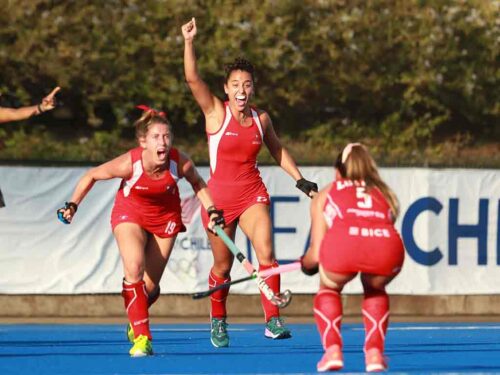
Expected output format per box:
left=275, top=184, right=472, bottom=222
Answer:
left=0, top=0, right=498, bottom=166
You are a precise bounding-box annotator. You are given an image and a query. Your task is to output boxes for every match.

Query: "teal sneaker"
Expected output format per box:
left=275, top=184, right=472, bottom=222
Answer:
left=210, top=317, right=229, bottom=348
left=265, top=317, right=292, bottom=339
left=129, top=334, right=153, bottom=357
left=126, top=323, right=134, bottom=343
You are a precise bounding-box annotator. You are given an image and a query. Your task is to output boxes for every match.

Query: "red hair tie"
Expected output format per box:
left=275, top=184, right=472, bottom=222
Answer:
left=136, top=104, right=167, bottom=118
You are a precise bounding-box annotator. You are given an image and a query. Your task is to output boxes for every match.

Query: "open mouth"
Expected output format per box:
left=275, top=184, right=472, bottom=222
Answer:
left=157, top=149, right=167, bottom=160
left=235, top=95, right=246, bottom=107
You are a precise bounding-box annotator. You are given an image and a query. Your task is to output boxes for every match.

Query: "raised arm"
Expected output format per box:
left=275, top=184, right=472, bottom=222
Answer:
left=58, top=152, right=131, bottom=223
left=0, top=87, right=60, bottom=123
left=181, top=18, right=224, bottom=131
left=179, top=151, right=224, bottom=230
left=261, top=111, right=318, bottom=197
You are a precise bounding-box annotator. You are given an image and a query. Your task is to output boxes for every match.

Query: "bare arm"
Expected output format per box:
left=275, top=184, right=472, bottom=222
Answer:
left=301, top=185, right=330, bottom=272
left=179, top=151, right=224, bottom=231
left=0, top=87, right=60, bottom=124
left=181, top=18, right=224, bottom=131
left=179, top=151, right=214, bottom=210
left=261, top=111, right=318, bottom=197
left=59, top=152, right=131, bottom=223
left=261, top=111, right=303, bottom=181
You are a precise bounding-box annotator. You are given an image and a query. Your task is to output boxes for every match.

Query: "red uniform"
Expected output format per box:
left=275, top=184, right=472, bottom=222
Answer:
left=111, top=147, right=186, bottom=237
left=201, top=102, right=269, bottom=227
left=319, top=179, right=404, bottom=276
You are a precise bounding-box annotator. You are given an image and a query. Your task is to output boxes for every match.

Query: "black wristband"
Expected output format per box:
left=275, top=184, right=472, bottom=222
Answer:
left=207, top=205, right=218, bottom=216
left=37, top=104, right=44, bottom=114
left=66, top=201, right=78, bottom=213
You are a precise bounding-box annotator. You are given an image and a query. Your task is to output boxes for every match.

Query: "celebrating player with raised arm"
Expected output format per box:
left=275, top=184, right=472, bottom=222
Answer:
left=182, top=17, right=318, bottom=347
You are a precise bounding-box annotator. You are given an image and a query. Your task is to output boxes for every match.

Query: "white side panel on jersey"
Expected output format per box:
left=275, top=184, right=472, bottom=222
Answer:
left=251, top=108, right=264, bottom=139
left=208, top=105, right=231, bottom=174
left=323, top=194, right=343, bottom=227
left=169, top=159, right=179, bottom=183
left=123, top=160, right=143, bottom=197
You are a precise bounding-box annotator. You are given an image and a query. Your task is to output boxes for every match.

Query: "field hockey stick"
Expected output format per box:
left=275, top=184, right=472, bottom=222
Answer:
left=192, top=261, right=301, bottom=300
left=211, top=225, right=293, bottom=308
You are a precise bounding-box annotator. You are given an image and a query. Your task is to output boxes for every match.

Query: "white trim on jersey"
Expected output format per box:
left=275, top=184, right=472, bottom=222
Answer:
left=323, top=194, right=343, bottom=227
left=251, top=108, right=264, bottom=140
left=209, top=105, right=232, bottom=174
left=169, top=159, right=179, bottom=183
left=123, top=159, right=143, bottom=197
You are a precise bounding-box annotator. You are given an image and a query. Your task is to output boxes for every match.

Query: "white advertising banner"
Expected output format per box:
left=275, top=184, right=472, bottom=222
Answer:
left=0, top=166, right=498, bottom=295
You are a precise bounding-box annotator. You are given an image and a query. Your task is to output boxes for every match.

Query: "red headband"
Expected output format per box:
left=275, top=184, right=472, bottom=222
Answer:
left=136, top=104, right=167, bottom=118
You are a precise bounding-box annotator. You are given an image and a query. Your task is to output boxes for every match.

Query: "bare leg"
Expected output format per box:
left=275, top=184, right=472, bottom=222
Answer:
left=142, top=234, right=176, bottom=306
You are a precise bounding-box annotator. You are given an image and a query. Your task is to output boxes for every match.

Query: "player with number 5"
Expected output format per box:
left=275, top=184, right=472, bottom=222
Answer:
left=57, top=107, right=224, bottom=357
left=301, top=143, right=405, bottom=372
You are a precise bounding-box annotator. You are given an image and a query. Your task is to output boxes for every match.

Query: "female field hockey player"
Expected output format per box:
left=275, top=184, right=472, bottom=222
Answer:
left=57, top=107, right=224, bottom=357
left=301, top=143, right=405, bottom=372
left=182, top=17, right=318, bottom=347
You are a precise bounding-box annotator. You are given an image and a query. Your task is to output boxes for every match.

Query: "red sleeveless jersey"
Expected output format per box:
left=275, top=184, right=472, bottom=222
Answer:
left=111, top=147, right=185, bottom=237
left=319, top=178, right=404, bottom=276
left=207, top=102, right=264, bottom=184
left=201, top=102, right=270, bottom=226
left=323, top=179, right=394, bottom=228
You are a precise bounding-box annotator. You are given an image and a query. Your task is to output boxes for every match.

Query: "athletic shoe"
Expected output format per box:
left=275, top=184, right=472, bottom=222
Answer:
left=365, top=348, right=387, bottom=372
left=129, top=334, right=153, bottom=357
left=210, top=317, right=229, bottom=348
left=264, top=317, right=292, bottom=339
left=317, top=344, right=344, bottom=372
left=126, top=323, right=134, bottom=343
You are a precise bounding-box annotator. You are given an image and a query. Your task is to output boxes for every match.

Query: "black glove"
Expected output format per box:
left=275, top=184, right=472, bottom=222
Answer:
left=56, top=201, right=78, bottom=224
left=207, top=206, right=225, bottom=234
left=296, top=178, right=318, bottom=198
left=300, top=255, right=319, bottom=276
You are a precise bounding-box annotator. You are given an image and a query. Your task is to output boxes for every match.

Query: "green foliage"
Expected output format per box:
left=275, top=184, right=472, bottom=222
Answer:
left=0, top=0, right=498, bottom=166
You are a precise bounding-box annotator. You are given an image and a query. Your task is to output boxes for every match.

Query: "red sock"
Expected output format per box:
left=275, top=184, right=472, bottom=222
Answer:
left=122, top=279, right=152, bottom=340
left=259, top=261, right=280, bottom=321
left=209, top=270, right=230, bottom=318
left=362, top=290, right=389, bottom=352
left=314, top=287, right=343, bottom=349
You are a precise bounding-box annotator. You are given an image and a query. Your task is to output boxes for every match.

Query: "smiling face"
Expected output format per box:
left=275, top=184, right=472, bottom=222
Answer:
left=224, top=69, right=254, bottom=112
left=139, top=122, right=173, bottom=164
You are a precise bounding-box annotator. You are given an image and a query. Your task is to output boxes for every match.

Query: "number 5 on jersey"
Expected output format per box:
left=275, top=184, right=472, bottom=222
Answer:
left=356, top=187, right=372, bottom=209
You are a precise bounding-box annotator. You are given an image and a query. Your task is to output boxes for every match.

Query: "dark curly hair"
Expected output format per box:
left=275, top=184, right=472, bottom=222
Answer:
left=224, top=57, right=255, bottom=82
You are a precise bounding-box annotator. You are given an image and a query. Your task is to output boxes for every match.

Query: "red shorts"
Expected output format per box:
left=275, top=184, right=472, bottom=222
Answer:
left=111, top=206, right=186, bottom=238
left=201, top=179, right=270, bottom=228
left=319, top=221, right=405, bottom=276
